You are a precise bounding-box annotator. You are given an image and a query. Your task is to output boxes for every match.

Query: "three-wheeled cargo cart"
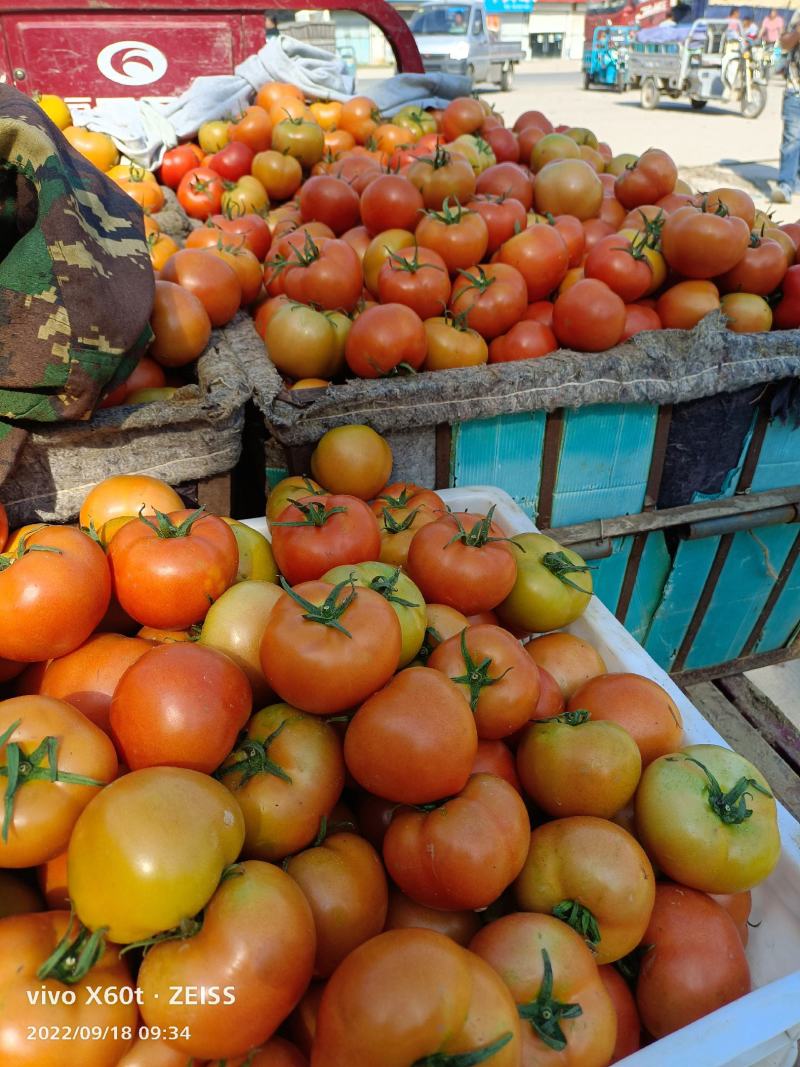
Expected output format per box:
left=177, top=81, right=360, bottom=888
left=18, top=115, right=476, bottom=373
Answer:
left=628, top=18, right=768, bottom=117
left=582, top=24, right=637, bottom=91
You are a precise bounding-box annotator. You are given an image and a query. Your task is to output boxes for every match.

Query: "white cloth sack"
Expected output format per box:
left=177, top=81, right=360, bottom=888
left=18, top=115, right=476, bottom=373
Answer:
left=74, top=36, right=469, bottom=169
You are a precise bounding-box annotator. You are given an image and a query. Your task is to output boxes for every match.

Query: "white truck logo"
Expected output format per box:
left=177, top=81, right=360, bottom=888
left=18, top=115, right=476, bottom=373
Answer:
left=96, top=41, right=168, bottom=86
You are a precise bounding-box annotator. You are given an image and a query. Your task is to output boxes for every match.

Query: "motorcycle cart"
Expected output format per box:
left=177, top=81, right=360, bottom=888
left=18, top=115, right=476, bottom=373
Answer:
left=582, top=25, right=637, bottom=91
left=628, top=18, right=768, bottom=118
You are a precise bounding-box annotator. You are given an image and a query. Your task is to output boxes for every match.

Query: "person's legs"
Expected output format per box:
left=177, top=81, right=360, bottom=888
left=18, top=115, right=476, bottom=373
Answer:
left=773, top=91, right=800, bottom=201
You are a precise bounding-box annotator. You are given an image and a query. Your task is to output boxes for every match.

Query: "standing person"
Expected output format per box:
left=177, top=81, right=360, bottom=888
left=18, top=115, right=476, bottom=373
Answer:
left=727, top=6, right=742, bottom=29
left=741, top=16, right=759, bottom=40
left=771, top=11, right=800, bottom=203
left=759, top=8, right=785, bottom=43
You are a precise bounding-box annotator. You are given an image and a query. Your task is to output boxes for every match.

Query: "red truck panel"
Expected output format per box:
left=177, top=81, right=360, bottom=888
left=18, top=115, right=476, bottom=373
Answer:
left=0, top=0, right=423, bottom=107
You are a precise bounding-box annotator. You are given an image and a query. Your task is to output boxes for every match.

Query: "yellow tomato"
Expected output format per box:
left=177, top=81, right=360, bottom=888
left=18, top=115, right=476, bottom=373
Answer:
left=35, top=93, right=71, bottom=130
left=221, top=518, right=278, bottom=583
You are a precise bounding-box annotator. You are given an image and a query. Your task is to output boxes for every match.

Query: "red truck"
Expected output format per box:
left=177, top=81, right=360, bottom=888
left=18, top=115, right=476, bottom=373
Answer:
left=0, top=0, right=423, bottom=110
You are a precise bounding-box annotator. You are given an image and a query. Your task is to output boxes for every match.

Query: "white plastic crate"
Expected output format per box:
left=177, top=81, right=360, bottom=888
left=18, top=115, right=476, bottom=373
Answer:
left=244, top=485, right=800, bottom=1067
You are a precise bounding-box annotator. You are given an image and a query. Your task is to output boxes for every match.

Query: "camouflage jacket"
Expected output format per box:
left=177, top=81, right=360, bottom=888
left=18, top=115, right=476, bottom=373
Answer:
left=0, top=85, right=154, bottom=489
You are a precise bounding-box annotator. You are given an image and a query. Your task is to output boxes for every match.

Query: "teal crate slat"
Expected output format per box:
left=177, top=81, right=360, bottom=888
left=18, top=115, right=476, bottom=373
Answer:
left=643, top=538, right=721, bottom=670
left=452, top=412, right=546, bottom=519
left=750, top=417, right=800, bottom=493
left=756, top=546, right=800, bottom=652
left=683, top=524, right=800, bottom=670
left=266, top=467, right=290, bottom=489
left=590, top=537, right=634, bottom=614
left=624, top=532, right=672, bottom=644
left=550, top=404, right=658, bottom=526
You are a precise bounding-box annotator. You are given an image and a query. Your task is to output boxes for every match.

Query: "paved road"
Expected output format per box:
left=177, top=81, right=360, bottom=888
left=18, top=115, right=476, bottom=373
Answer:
left=361, top=58, right=797, bottom=220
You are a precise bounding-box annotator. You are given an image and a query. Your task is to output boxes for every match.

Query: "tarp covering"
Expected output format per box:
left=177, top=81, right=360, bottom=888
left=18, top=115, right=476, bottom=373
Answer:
left=246, top=313, right=800, bottom=447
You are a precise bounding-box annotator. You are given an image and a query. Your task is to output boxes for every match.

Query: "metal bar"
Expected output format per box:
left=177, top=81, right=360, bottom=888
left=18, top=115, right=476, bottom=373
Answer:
left=717, top=674, right=800, bottom=776
left=644, top=404, right=672, bottom=509
left=740, top=528, right=800, bottom=656
left=615, top=404, right=672, bottom=624
left=671, top=636, right=800, bottom=685
left=568, top=539, right=613, bottom=561
left=540, top=486, right=800, bottom=545
left=434, top=423, right=452, bottom=491
left=615, top=532, right=646, bottom=622
left=671, top=400, right=771, bottom=672
left=536, top=409, right=563, bottom=530
left=685, top=505, right=798, bottom=541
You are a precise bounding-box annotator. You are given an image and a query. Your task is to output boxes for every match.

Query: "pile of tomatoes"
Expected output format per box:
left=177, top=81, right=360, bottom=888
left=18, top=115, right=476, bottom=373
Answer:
left=0, top=423, right=782, bottom=1066
left=47, top=83, right=800, bottom=400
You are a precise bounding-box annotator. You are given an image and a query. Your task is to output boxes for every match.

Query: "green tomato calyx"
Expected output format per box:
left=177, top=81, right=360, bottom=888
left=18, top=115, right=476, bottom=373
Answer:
left=670, top=755, right=773, bottom=825
left=540, top=551, right=592, bottom=593
left=552, top=899, right=601, bottom=950
left=518, top=948, right=583, bottom=1051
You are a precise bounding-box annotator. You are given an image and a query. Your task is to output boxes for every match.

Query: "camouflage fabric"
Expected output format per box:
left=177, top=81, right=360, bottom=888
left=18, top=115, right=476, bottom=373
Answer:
left=0, top=85, right=154, bottom=489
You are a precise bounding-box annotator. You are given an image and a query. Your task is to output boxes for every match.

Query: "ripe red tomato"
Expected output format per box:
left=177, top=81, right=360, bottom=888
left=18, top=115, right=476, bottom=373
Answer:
left=661, top=205, right=750, bottom=278
left=110, top=642, right=251, bottom=773
left=599, top=964, right=642, bottom=1063
left=217, top=702, right=345, bottom=862
left=377, top=244, right=451, bottom=319
left=149, top=280, right=212, bottom=367
left=584, top=234, right=653, bottom=302
left=160, top=248, right=242, bottom=326
left=177, top=166, right=225, bottom=219
left=636, top=884, right=750, bottom=1039
left=384, top=773, right=530, bottom=910
left=260, top=580, right=401, bottom=714
left=299, top=175, right=361, bottom=236
left=313, top=928, right=521, bottom=1067
left=138, top=860, right=315, bottom=1060
left=621, top=302, right=662, bottom=340
left=282, top=236, right=363, bottom=312
left=345, top=304, right=427, bottom=377
left=407, top=145, right=476, bottom=210
left=107, top=509, right=238, bottom=629
left=615, top=148, right=678, bottom=208
left=271, top=494, right=380, bottom=584
left=484, top=124, right=521, bottom=164
left=553, top=278, right=626, bottom=351
left=207, top=140, right=254, bottom=181
left=0, top=526, right=111, bottom=662
left=360, top=174, right=424, bottom=235
left=466, top=195, right=527, bottom=255
left=211, top=211, right=272, bottom=260
left=415, top=201, right=489, bottom=274
left=498, top=223, right=570, bottom=300
left=489, top=319, right=558, bottom=362
left=773, top=263, right=800, bottom=327
left=160, top=144, right=203, bottom=189
left=717, top=234, right=786, bottom=295
left=230, top=104, right=273, bottom=152
left=31, top=632, right=151, bottom=735
left=656, top=280, right=720, bottom=330
left=476, top=162, right=533, bottom=210
left=285, top=831, right=388, bottom=978
left=523, top=300, right=555, bottom=327
left=407, top=510, right=517, bottom=614
left=344, top=666, right=478, bottom=803
left=449, top=262, right=528, bottom=339
left=441, top=96, right=485, bottom=141
left=429, top=624, right=541, bottom=739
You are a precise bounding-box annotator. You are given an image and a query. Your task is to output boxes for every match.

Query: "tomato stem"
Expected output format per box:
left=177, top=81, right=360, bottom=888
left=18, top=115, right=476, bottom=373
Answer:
left=424, top=196, right=466, bottom=226
left=381, top=506, right=421, bottom=535
left=414, top=625, right=444, bottom=666
left=0, top=527, right=62, bottom=571
left=455, top=265, right=495, bottom=295
left=517, top=948, right=582, bottom=1051
left=452, top=627, right=512, bottom=713
left=412, top=1032, right=513, bottom=1067
left=137, top=506, right=206, bottom=540
left=271, top=499, right=348, bottom=529
left=366, top=567, right=420, bottom=608
left=540, top=551, right=592, bottom=593
left=445, top=506, right=515, bottom=550
left=279, top=576, right=357, bottom=637
left=666, top=755, right=772, bottom=824
left=120, top=915, right=203, bottom=957
left=552, top=899, right=601, bottom=950
left=0, top=720, right=106, bottom=842
left=217, top=719, right=292, bottom=788
left=37, top=914, right=108, bottom=984
left=539, top=710, right=591, bottom=726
